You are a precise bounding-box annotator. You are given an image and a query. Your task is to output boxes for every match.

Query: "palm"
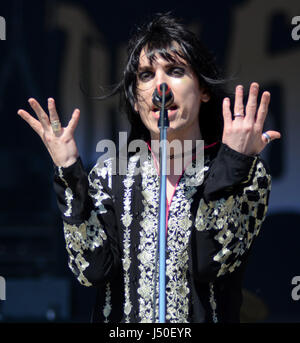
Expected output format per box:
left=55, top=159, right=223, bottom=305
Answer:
left=222, top=82, right=281, bottom=156
left=18, top=98, right=80, bottom=167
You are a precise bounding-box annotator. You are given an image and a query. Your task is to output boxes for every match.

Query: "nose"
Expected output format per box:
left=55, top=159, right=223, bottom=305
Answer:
left=154, top=69, right=169, bottom=89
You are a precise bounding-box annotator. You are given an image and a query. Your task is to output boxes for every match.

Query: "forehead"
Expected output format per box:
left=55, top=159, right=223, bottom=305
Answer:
left=138, top=46, right=188, bottom=68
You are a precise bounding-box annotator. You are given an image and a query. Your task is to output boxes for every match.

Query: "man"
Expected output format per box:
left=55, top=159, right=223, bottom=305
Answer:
left=18, top=13, right=280, bottom=322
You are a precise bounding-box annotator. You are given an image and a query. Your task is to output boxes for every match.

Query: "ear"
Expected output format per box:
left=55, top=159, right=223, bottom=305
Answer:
left=134, top=102, right=138, bottom=112
left=201, top=90, right=210, bottom=103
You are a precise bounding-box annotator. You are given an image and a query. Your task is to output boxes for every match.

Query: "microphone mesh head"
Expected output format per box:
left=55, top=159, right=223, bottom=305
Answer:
left=152, top=83, right=174, bottom=109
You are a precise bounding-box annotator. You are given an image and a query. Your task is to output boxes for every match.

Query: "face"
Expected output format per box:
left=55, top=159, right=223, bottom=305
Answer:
left=134, top=48, right=210, bottom=142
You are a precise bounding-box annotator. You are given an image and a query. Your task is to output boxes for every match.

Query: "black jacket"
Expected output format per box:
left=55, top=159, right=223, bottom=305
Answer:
left=53, top=142, right=271, bottom=323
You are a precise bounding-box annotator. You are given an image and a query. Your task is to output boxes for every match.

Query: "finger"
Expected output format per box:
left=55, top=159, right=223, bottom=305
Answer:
left=262, top=130, right=281, bottom=144
left=17, top=109, right=43, bottom=136
left=222, top=97, right=232, bottom=128
left=245, top=82, right=259, bottom=123
left=48, top=98, right=60, bottom=123
left=28, top=98, right=51, bottom=131
left=66, top=109, right=80, bottom=134
left=233, top=85, right=244, bottom=116
left=256, top=91, right=271, bottom=128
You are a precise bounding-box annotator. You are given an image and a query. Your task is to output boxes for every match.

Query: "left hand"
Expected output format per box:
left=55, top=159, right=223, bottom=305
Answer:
left=222, top=82, right=281, bottom=156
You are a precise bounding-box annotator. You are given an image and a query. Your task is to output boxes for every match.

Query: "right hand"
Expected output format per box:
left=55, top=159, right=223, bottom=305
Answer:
left=18, top=98, right=80, bottom=167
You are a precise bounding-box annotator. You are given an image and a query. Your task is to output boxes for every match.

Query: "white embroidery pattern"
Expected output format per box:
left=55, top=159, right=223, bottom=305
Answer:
left=138, top=156, right=206, bottom=322
left=195, top=161, right=271, bottom=277
left=64, top=210, right=107, bottom=286
left=165, top=178, right=193, bottom=323
left=103, top=282, right=112, bottom=322
left=138, top=156, right=159, bottom=322
left=121, top=154, right=139, bottom=322
left=209, top=282, right=218, bottom=322
left=58, top=166, right=74, bottom=217
left=63, top=159, right=114, bottom=287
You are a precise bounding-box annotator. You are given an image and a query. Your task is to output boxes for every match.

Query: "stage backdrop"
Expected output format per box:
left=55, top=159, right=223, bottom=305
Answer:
left=0, top=0, right=299, bottom=322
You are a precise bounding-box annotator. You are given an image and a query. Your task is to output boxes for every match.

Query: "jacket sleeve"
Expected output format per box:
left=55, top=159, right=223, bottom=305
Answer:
left=190, top=143, right=271, bottom=281
left=53, top=157, right=121, bottom=287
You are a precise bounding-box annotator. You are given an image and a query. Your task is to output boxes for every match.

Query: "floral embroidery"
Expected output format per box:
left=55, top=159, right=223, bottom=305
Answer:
left=138, top=155, right=206, bottom=323
left=103, top=283, right=112, bottom=322
left=63, top=210, right=107, bottom=286
left=138, top=155, right=159, bottom=323
left=63, top=159, right=115, bottom=287
left=121, top=154, right=139, bottom=322
left=57, top=166, right=74, bottom=217
left=195, top=161, right=271, bottom=277
left=209, top=282, right=218, bottom=322
left=165, top=178, right=193, bottom=323
left=89, top=158, right=115, bottom=213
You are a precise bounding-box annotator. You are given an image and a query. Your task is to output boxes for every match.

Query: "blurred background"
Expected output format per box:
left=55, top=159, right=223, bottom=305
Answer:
left=0, top=0, right=299, bottom=323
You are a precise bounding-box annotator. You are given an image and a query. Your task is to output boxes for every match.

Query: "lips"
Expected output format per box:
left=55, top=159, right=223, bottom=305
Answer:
left=168, top=105, right=178, bottom=111
left=151, top=104, right=178, bottom=120
left=151, top=104, right=178, bottom=112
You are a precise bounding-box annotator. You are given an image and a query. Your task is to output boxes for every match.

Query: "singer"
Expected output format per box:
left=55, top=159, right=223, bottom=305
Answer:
left=18, top=13, right=280, bottom=322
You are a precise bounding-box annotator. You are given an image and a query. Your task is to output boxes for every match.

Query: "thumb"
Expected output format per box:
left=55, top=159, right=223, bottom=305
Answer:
left=262, top=130, right=281, bottom=144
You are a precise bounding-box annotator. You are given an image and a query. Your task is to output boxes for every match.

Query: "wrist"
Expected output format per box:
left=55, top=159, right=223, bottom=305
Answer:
left=54, top=155, right=79, bottom=168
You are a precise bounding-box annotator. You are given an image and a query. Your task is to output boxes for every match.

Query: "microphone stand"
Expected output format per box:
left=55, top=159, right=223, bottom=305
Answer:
left=157, top=84, right=169, bottom=323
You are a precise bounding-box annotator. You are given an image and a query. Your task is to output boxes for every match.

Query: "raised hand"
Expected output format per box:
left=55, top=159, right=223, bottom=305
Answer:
left=18, top=98, right=80, bottom=167
left=222, top=82, right=281, bottom=156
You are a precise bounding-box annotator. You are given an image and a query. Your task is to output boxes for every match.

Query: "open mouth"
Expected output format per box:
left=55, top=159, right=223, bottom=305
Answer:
left=151, top=104, right=178, bottom=112
left=168, top=105, right=178, bottom=111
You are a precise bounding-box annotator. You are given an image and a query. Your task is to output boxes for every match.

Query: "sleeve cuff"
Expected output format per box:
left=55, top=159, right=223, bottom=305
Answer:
left=53, top=156, right=92, bottom=223
left=220, top=144, right=258, bottom=182
left=204, top=143, right=258, bottom=200
left=53, top=157, right=85, bottom=183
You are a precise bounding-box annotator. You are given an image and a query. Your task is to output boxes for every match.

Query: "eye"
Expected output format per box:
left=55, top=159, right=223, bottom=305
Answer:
left=168, top=66, right=185, bottom=77
left=138, top=70, right=154, bottom=81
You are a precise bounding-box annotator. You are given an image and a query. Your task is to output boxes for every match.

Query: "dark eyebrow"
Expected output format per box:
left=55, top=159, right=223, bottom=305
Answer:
left=138, top=61, right=187, bottom=72
left=137, top=65, right=153, bottom=72
left=165, top=61, right=186, bottom=67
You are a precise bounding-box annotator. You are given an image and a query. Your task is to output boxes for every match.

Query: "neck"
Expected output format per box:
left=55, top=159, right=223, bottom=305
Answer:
left=149, top=126, right=203, bottom=175
left=150, top=125, right=203, bottom=156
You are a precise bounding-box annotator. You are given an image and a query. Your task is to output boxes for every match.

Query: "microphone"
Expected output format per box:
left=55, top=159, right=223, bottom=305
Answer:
left=152, top=83, right=174, bottom=109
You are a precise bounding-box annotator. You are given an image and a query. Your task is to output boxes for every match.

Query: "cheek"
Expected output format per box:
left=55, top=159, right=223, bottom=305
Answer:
left=172, top=78, right=201, bottom=106
left=172, top=77, right=198, bottom=93
left=135, top=86, right=153, bottom=110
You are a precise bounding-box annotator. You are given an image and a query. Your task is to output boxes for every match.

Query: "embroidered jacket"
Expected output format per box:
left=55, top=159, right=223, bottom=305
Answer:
left=53, top=142, right=271, bottom=323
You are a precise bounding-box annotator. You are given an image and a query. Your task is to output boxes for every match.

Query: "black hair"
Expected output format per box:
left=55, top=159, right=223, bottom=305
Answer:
left=103, top=13, right=230, bottom=144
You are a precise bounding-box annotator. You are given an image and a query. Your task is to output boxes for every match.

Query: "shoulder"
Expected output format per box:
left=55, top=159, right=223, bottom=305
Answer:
left=89, top=152, right=145, bottom=185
